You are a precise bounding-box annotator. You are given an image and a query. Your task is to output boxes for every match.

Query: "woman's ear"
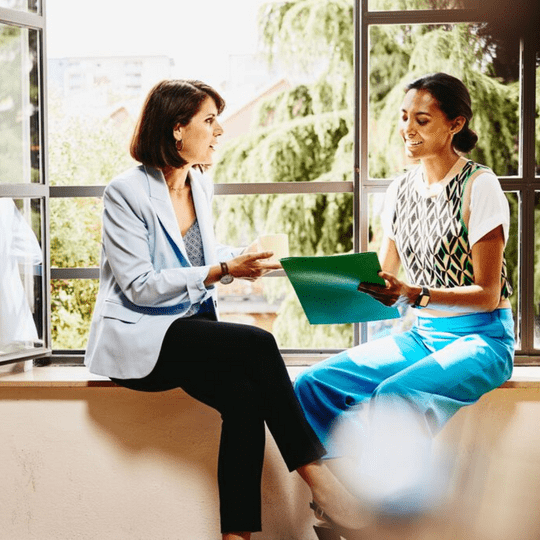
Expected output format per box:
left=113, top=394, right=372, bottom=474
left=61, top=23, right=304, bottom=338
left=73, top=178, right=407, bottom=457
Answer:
left=173, top=124, right=183, bottom=141
left=451, top=116, right=466, bottom=135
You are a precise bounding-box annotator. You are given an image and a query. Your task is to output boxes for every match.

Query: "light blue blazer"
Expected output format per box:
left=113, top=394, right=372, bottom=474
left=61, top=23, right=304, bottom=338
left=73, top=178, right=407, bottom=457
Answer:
left=84, top=165, right=243, bottom=379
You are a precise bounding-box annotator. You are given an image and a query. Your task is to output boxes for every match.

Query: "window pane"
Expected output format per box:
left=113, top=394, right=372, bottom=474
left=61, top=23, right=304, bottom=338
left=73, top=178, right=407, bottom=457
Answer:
left=214, top=192, right=353, bottom=349
left=0, top=197, right=44, bottom=356
left=51, top=278, right=98, bottom=350
left=368, top=23, right=519, bottom=179
left=219, top=276, right=354, bottom=350
left=0, top=23, right=41, bottom=184
left=368, top=0, right=478, bottom=10
left=50, top=198, right=102, bottom=268
left=535, top=192, right=540, bottom=349
left=214, top=193, right=353, bottom=257
left=0, top=0, right=39, bottom=13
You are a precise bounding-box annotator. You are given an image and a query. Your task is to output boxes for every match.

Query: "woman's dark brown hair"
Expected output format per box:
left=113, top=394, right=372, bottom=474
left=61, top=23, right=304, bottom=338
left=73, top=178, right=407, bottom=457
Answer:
left=130, top=79, right=225, bottom=169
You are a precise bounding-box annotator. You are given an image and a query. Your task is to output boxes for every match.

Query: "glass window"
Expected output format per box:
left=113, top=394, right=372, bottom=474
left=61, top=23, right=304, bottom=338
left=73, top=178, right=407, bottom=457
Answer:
left=50, top=198, right=102, bottom=268
left=0, top=23, right=41, bottom=184
left=51, top=278, right=98, bottom=350
left=214, top=193, right=353, bottom=258
left=48, top=116, right=134, bottom=186
left=47, top=0, right=355, bottom=354
left=368, top=23, right=519, bottom=179
left=0, top=197, right=44, bottom=356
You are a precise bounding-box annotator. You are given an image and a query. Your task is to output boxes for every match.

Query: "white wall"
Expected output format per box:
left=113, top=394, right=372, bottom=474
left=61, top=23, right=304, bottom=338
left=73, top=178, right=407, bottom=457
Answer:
left=0, top=385, right=540, bottom=540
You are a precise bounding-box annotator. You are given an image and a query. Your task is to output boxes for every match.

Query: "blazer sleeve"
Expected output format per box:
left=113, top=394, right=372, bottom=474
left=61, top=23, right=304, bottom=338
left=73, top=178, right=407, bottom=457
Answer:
left=102, top=179, right=213, bottom=309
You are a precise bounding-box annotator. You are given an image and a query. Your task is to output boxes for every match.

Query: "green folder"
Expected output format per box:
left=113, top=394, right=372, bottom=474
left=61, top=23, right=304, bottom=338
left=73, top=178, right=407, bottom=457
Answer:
left=280, top=252, right=400, bottom=325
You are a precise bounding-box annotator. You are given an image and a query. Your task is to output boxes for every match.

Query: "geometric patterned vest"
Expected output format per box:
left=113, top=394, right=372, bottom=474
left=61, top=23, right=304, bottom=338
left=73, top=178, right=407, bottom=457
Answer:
left=391, top=160, right=512, bottom=298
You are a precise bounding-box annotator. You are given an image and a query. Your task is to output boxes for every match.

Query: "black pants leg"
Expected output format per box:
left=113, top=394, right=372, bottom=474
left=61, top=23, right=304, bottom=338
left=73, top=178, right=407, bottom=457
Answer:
left=112, top=313, right=326, bottom=533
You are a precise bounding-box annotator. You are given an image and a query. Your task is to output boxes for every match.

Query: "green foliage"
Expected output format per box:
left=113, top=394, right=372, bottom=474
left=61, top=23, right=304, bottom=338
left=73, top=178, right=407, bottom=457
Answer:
left=51, top=280, right=99, bottom=350
left=48, top=116, right=134, bottom=187
left=50, top=198, right=103, bottom=268
left=49, top=113, right=134, bottom=349
left=369, top=26, right=519, bottom=177
left=258, top=0, right=353, bottom=77
left=215, top=111, right=350, bottom=185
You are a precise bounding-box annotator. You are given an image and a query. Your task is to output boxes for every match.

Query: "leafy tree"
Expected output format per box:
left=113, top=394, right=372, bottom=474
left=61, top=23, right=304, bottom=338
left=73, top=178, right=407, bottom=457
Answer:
left=213, top=0, right=525, bottom=347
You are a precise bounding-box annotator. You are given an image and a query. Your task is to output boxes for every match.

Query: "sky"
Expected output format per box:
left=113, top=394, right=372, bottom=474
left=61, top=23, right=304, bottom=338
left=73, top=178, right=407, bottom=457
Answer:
left=46, top=0, right=275, bottom=89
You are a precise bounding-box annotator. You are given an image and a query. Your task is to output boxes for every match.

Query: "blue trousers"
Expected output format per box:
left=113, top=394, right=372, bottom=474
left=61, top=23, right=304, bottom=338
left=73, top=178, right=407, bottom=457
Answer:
left=294, top=309, right=514, bottom=458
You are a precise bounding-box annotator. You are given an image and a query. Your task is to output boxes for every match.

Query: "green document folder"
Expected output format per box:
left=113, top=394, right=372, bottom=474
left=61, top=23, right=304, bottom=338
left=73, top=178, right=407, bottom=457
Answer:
left=280, top=252, right=400, bottom=325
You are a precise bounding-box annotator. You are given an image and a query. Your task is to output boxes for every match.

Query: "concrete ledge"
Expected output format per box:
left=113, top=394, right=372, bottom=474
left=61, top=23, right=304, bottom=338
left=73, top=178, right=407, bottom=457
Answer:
left=0, top=364, right=540, bottom=388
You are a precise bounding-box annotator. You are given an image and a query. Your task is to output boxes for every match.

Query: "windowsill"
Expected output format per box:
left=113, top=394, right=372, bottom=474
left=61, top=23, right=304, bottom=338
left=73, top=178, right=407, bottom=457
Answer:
left=0, top=364, right=540, bottom=388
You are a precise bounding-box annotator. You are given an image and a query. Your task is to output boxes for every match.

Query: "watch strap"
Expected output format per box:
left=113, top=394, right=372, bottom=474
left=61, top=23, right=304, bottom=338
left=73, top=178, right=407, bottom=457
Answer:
left=413, top=286, right=431, bottom=308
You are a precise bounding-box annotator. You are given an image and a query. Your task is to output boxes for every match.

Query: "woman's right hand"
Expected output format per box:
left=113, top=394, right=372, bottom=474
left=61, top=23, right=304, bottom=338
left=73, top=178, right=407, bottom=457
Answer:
left=228, top=251, right=282, bottom=281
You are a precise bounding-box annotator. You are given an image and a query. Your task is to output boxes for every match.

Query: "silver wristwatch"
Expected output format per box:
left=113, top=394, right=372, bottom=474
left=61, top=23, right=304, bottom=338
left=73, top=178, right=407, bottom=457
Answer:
left=219, top=262, right=234, bottom=285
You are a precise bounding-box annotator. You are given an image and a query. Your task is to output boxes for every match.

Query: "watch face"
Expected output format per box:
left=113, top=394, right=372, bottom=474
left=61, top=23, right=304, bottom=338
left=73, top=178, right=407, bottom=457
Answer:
left=419, top=295, right=430, bottom=307
left=220, top=274, right=234, bottom=285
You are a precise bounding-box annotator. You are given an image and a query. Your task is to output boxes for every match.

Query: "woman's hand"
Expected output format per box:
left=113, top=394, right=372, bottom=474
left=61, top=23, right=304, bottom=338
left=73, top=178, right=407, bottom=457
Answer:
left=228, top=251, right=282, bottom=281
left=357, top=271, right=416, bottom=308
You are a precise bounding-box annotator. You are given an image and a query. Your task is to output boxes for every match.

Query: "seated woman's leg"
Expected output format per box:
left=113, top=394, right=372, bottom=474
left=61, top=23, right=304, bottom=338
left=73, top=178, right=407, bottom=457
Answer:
left=370, top=312, right=514, bottom=436
left=113, top=314, right=325, bottom=534
left=335, top=312, right=515, bottom=513
left=294, top=331, right=428, bottom=457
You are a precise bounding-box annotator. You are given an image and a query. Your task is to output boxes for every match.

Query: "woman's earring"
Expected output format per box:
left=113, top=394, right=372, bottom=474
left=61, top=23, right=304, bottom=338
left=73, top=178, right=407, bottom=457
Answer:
left=176, top=139, right=184, bottom=152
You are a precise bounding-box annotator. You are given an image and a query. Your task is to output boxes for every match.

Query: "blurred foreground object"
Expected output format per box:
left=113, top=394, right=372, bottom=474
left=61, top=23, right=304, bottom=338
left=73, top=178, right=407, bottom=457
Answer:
left=327, top=393, right=540, bottom=540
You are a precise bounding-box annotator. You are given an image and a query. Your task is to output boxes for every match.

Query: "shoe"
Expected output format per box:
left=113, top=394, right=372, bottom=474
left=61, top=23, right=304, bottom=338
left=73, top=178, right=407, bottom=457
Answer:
left=310, top=501, right=365, bottom=540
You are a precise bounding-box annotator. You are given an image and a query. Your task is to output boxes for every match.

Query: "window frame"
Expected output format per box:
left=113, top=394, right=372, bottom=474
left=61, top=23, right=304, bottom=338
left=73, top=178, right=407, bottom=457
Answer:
left=0, top=3, right=51, bottom=366
left=41, top=0, right=538, bottom=364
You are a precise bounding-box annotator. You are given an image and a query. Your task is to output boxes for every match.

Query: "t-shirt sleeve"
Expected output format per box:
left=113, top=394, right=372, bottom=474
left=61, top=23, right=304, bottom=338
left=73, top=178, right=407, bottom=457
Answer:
left=381, top=178, right=400, bottom=240
left=468, top=171, right=510, bottom=247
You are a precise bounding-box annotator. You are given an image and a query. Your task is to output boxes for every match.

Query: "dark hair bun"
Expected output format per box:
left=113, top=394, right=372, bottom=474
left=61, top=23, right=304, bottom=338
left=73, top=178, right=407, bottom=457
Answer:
left=453, top=125, right=478, bottom=153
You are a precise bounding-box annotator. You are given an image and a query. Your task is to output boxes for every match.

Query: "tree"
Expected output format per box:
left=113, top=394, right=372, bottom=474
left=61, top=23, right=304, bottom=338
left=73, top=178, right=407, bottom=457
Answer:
left=213, top=0, right=524, bottom=347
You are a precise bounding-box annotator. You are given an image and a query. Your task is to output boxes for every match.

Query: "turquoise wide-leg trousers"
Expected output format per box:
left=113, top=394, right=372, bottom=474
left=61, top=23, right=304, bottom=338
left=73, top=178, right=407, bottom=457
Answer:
left=294, top=309, right=515, bottom=458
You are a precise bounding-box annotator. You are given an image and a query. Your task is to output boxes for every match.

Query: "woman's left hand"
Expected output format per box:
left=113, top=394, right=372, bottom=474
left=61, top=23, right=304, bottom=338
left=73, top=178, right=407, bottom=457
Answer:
left=357, top=271, right=413, bottom=308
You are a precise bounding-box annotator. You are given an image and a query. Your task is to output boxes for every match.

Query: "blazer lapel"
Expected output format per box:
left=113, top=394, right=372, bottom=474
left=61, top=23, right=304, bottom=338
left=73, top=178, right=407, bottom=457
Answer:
left=190, top=170, right=217, bottom=266
left=144, top=166, right=190, bottom=262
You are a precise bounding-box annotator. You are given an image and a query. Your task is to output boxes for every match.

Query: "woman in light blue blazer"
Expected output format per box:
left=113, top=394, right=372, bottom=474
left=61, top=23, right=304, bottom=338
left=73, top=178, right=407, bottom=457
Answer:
left=84, top=80, right=362, bottom=540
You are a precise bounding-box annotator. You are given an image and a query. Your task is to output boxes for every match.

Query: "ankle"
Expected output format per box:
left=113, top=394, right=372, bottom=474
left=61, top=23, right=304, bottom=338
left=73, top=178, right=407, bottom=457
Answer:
left=297, top=460, right=324, bottom=488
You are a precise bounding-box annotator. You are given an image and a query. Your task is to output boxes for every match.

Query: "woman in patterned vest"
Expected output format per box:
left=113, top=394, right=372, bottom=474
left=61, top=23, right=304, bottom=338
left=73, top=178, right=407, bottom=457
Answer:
left=295, top=72, right=515, bottom=535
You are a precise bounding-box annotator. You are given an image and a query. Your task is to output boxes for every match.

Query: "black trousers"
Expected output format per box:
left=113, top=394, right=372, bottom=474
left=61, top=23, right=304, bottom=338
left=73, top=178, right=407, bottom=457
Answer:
left=111, top=312, right=326, bottom=533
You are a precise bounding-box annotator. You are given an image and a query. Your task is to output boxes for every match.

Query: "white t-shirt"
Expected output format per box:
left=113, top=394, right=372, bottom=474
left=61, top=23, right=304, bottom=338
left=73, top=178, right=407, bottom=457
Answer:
left=381, top=158, right=510, bottom=248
